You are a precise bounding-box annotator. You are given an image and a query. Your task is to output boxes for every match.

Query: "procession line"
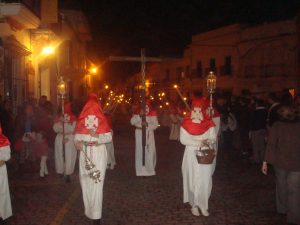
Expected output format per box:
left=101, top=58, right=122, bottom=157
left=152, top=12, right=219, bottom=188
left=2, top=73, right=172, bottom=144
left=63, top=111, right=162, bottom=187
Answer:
left=49, top=187, right=81, bottom=225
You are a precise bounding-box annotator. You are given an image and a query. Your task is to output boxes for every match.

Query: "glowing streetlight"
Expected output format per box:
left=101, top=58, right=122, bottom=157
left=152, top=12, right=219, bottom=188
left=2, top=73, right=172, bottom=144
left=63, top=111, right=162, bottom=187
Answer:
left=104, top=85, right=109, bottom=89
left=41, top=46, right=55, bottom=55
left=89, top=66, right=98, bottom=74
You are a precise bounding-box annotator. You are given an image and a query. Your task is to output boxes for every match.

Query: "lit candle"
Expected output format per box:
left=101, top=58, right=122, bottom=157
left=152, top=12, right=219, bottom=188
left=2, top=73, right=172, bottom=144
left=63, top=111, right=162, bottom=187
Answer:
left=173, top=85, right=191, bottom=111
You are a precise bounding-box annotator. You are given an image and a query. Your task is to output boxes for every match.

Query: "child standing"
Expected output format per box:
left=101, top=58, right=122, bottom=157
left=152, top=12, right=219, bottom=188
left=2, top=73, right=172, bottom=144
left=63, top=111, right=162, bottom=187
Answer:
left=34, top=131, right=49, bottom=178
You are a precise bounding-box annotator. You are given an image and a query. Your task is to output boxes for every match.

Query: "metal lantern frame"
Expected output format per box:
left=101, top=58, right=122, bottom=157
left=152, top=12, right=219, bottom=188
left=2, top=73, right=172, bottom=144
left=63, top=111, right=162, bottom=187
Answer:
left=206, top=71, right=217, bottom=117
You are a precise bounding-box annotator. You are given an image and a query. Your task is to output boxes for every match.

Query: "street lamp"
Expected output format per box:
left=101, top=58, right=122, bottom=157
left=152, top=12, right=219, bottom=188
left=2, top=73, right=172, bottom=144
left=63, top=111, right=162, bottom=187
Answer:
left=89, top=66, right=98, bottom=74
left=206, top=71, right=217, bottom=117
left=57, top=76, right=67, bottom=178
left=41, top=46, right=55, bottom=55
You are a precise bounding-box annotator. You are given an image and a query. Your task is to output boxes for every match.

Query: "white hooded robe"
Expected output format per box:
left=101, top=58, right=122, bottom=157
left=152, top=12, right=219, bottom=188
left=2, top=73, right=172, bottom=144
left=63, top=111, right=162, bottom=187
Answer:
left=0, top=146, right=12, bottom=220
left=130, top=114, right=159, bottom=176
left=180, top=116, right=220, bottom=211
left=53, top=121, right=77, bottom=175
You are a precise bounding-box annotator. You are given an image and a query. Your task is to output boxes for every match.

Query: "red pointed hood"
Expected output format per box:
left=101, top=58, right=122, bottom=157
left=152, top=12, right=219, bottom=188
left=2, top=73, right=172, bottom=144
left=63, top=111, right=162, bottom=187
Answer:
left=133, top=100, right=157, bottom=116
left=75, top=93, right=111, bottom=134
left=181, top=97, right=215, bottom=135
left=54, top=101, right=77, bottom=123
left=0, top=125, right=10, bottom=147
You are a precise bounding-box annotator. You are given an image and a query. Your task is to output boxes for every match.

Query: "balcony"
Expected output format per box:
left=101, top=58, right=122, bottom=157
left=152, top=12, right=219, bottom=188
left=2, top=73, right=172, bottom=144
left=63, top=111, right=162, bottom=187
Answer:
left=0, top=2, right=41, bottom=29
left=219, top=65, right=233, bottom=76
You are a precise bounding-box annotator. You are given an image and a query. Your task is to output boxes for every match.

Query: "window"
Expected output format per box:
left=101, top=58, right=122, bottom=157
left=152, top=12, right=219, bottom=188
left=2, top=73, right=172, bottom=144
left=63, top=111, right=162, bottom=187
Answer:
left=185, top=66, right=190, bottom=78
left=196, top=61, right=202, bottom=78
left=209, top=58, right=216, bottom=71
left=176, top=67, right=183, bottom=81
left=224, top=56, right=232, bottom=75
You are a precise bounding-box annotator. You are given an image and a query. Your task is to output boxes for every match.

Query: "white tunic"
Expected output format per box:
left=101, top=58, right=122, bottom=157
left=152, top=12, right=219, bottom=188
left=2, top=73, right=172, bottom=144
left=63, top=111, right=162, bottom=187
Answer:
left=75, top=132, right=112, bottom=220
left=130, top=114, right=159, bottom=176
left=53, top=121, right=77, bottom=175
left=105, top=130, right=116, bottom=168
left=0, top=146, right=12, bottom=220
left=169, top=114, right=182, bottom=140
left=180, top=118, right=219, bottom=211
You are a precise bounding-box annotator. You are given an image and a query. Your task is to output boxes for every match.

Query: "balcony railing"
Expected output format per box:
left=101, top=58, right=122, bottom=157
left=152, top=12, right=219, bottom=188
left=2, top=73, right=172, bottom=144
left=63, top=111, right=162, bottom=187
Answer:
left=244, top=64, right=286, bottom=78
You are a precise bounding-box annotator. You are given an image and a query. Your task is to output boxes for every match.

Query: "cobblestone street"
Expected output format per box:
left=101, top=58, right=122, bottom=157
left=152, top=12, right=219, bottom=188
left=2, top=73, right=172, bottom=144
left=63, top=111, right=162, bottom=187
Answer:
left=5, top=117, right=287, bottom=225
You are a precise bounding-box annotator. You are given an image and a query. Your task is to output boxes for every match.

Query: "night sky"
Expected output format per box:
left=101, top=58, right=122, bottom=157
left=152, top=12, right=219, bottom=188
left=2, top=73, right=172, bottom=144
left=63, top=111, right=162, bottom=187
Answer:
left=60, top=0, right=300, bottom=82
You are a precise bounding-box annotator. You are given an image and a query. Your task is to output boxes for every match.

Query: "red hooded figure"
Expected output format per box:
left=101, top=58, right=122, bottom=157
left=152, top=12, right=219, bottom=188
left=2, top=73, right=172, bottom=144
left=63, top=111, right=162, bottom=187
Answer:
left=181, top=97, right=215, bottom=135
left=75, top=93, right=110, bottom=135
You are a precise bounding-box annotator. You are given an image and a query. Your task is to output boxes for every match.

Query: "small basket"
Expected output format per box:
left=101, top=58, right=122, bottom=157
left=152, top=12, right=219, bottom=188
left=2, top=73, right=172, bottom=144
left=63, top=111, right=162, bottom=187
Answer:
left=196, top=148, right=216, bottom=164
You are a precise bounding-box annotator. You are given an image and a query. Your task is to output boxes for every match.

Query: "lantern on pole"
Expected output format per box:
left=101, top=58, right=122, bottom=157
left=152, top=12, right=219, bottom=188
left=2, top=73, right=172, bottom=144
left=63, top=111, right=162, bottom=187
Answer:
left=57, top=76, right=67, bottom=180
left=206, top=71, right=217, bottom=117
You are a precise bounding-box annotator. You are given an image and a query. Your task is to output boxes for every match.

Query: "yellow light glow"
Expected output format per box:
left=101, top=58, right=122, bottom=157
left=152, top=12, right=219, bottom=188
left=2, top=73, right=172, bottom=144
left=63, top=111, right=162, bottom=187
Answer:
left=159, top=105, right=163, bottom=108
left=89, top=67, right=98, bottom=74
left=106, top=103, right=109, bottom=106
left=158, top=93, right=161, bottom=97
left=41, top=46, right=55, bottom=55
left=110, top=91, right=113, bottom=94
left=173, top=84, right=178, bottom=89
left=183, top=111, right=187, bottom=115
left=161, top=92, right=165, bottom=96
left=159, top=97, right=162, bottom=101
left=165, top=102, right=169, bottom=106
left=105, top=85, right=109, bottom=89
left=183, top=97, right=187, bottom=101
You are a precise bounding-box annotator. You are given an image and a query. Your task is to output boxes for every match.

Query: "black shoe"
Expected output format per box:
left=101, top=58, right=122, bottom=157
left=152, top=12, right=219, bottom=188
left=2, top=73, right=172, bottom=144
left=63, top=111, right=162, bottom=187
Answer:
left=93, top=219, right=101, bottom=225
left=65, top=175, right=71, bottom=183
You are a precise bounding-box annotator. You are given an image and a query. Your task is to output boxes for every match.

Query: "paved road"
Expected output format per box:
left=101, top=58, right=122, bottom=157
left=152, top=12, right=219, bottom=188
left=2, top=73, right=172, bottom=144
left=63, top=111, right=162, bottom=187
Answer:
left=6, top=117, right=287, bottom=225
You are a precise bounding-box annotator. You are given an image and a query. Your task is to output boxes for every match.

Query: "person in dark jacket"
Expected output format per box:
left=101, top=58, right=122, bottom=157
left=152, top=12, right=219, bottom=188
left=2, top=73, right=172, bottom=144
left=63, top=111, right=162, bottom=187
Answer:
left=262, top=105, right=300, bottom=225
left=249, top=99, right=268, bottom=163
left=267, top=93, right=281, bottom=128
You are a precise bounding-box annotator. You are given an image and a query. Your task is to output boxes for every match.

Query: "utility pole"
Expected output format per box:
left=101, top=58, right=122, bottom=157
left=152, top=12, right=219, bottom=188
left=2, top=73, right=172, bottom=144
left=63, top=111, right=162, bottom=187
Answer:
left=110, top=49, right=161, bottom=166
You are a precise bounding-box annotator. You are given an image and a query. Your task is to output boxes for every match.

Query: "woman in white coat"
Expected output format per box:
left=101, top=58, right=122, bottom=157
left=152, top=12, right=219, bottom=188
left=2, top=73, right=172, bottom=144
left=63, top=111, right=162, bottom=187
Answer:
left=74, top=94, right=112, bottom=225
left=0, top=125, right=12, bottom=221
left=53, top=102, right=77, bottom=181
left=130, top=101, right=159, bottom=176
left=180, top=97, right=219, bottom=217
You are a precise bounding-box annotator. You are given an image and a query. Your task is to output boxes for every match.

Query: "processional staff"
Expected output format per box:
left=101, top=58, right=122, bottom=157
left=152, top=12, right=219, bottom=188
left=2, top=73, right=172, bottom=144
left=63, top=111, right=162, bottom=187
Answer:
left=109, top=49, right=161, bottom=166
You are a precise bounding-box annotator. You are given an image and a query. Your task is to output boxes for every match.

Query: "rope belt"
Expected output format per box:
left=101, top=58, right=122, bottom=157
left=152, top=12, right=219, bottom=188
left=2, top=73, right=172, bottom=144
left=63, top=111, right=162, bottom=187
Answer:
left=83, top=141, right=100, bottom=146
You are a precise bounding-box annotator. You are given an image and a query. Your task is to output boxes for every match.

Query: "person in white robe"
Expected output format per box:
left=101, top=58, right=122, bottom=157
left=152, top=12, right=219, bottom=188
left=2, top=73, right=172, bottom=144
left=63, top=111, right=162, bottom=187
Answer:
left=74, top=93, right=112, bottom=225
left=180, top=97, right=219, bottom=217
left=169, top=104, right=182, bottom=140
left=104, top=112, right=116, bottom=169
left=130, top=101, right=159, bottom=176
left=53, top=102, right=77, bottom=181
left=0, top=125, right=12, bottom=221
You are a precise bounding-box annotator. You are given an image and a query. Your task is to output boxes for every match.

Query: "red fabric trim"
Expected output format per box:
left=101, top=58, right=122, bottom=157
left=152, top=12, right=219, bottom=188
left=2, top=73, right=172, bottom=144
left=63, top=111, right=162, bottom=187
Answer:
left=181, top=97, right=215, bottom=135
left=75, top=93, right=111, bottom=134
left=0, top=126, right=10, bottom=147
